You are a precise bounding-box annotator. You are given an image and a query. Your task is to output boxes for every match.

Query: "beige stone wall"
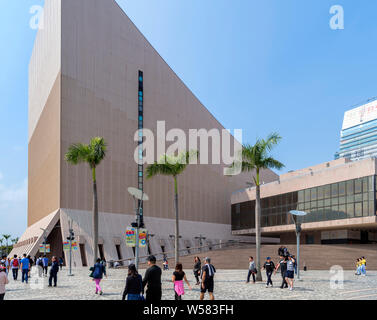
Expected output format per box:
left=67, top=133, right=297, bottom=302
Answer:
left=59, top=0, right=278, bottom=224
left=28, top=74, right=61, bottom=226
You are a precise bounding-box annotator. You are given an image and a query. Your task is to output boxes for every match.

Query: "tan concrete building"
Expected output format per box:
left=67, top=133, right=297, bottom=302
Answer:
left=231, top=158, right=377, bottom=244
left=10, top=0, right=278, bottom=265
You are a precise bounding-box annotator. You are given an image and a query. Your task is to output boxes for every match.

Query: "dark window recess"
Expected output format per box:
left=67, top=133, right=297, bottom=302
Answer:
left=115, top=244, right=122, bottom=260
left=161, top=246, right=165, bottom=253
left=98, top=244, right=105, bottom=261
left=79, top=244, right=88, bottom=267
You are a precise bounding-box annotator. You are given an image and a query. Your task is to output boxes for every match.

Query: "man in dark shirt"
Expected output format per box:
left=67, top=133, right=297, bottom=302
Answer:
left=142, top=255, right=162, bottom=303
left=274, top=255, right=288, bottom=289
left=261, top=257, right=275, bottom=288
left=200, top=257, right=216, bottom=301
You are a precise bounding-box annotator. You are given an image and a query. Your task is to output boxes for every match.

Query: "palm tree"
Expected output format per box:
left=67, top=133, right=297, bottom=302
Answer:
left=146, top=150, right=198, bottom=264
left=65, top=137, right=107, bottom=263
left=11, top=237, right=19, bottom=245
left=2, top=235, right=11, bottom=254
left=232, top=133, right=284, bottom=281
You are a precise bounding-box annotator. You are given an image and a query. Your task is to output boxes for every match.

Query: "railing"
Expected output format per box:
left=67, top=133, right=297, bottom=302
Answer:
left=107, top=239, right=254, bottom=268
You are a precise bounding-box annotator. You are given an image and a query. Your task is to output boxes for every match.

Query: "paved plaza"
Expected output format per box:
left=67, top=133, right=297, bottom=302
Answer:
left=3, top=267, right=377, bottom=300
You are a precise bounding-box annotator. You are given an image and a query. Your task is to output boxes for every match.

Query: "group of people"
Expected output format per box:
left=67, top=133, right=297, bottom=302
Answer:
left=355, top=257, right=367, bottom=276
left=246, top=246, right=298, bottom=291
left=0, top=253, right=64, bottom=299
left=120, top=255, right=216, bottom=301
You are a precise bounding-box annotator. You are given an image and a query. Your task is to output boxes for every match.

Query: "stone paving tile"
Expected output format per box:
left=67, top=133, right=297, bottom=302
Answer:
left=3, top=267, right=377, bottom=300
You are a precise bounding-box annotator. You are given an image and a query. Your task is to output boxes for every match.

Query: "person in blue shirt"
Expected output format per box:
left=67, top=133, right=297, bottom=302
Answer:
left=48, top=256, right=59, bottom=287
left=42, top=255, right=49, bottom=277
left=20, top=254, right=30, bottom=283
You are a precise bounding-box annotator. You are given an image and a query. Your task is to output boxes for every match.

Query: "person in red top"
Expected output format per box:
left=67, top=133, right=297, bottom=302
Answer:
left=10, top=255, right=19, bottom=280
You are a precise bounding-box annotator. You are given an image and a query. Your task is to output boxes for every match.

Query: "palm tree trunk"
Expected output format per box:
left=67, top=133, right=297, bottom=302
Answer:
left=92, top=167, right=99, bottom=264
left=174, top=176, right=179, bottom=264
left=255, top=181, right=262, bottom=281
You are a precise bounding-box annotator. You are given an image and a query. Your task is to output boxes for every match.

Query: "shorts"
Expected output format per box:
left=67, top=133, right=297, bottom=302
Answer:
left=201, top=278, right=214, bottom=293
left=285, top=270, right=294, bottom=279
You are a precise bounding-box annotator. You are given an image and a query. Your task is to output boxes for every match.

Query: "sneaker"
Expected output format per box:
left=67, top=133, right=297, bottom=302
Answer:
left=95, top=292, right=98, bottom=294
left=100, top=291, right=103, bottom=295
left=289, top=287, right=293, bottom=291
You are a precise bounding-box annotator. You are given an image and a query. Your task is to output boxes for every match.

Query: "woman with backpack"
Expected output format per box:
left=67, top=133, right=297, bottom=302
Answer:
left=90, top=258, right=107, bottom=295
left=172, top=263, right=191, bottom=300
left=122, top=264, right=143, bottom=300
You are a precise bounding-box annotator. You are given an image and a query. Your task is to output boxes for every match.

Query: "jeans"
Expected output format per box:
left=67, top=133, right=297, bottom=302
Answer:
left=266, top=271, right=273, bottom=286
left=12, top=268, right=18, bottom=280
left=280, top=273, right=288, bottom=288
left=49, top=272, right=57, bottom=286
left=247, top=270, right=256, bottom=283
left=146, top=288, right=162, bottom=303
left=43, top=266, right=48, bottom=276
left=22, top=269, right=28, bottom=283
left=0, top=293, right=4, bottom=300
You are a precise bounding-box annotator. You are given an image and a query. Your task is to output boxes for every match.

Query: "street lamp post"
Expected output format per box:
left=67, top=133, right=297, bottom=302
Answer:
left=40, top=228, right=47, bottom=257
left=289, top=210, right=308, bottom=281
left=67, top=219, right=75, bottom=276
left=128, top=187, right=149, bottom=270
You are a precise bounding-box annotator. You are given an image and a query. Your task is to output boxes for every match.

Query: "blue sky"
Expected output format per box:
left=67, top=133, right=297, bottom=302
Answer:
left=1, top=0, right=377, bottom=237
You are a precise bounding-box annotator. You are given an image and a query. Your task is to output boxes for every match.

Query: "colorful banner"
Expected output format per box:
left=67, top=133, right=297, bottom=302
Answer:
left=126, top=227, right=136, bottom=247
left=139, top=229, right=147, bottom=248
left=63, top=241, right=78, bottom=251
left=126, top=227, right=148, bottom=247
left=39, top=244, right=50, bottom=253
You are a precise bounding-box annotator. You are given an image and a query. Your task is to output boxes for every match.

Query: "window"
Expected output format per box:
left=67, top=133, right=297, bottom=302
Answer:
left=324, top=185, right=331, bottom=199
left=317, top=186, right=324, bottom=200
left=346, top=180, right=354, bottom=195
left=355, top=202, right=362, bottom=217
left=354, top=179, right=362, bottom=194
left=331, top=184, right=338, bottom=197
left=338, top=182, right=346, bottom=196
left=305, top=189, right=311, bottom=202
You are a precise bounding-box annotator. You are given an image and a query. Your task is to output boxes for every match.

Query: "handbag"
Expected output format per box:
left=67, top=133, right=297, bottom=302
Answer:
left=89, top=267, right=94, bottom=278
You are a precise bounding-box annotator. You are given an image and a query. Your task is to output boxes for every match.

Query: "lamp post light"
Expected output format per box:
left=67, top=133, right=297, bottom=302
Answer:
left=128, top=187, right=149, bottom=270
left=289, top=210, right=308, bottom=281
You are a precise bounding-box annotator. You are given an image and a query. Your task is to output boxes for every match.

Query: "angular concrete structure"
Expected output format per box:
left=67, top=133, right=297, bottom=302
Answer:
left=11, top=0, right=278, bottom=265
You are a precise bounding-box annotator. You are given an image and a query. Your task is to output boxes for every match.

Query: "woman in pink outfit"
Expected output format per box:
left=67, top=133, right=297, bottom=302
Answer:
left=0, top=265, right=9, bottom=300
left=172, top=263, right=191, bottom=300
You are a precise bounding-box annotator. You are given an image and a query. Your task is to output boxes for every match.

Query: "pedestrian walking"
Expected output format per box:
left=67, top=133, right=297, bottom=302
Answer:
left=246, top=256, right=257, bottom=284
left=172, top=263, right=191, bottom=300
left=200, top=257, right=216, bottom=301
left=20, top=254, right=30, bottom=284
left=0, top=265, right=9, bottom=300
left=193, top=256, right=201, bottom=285
left=10, top=255, right=19, bottom=280
left=36, top=256, right=43, bottom=277
left=292, top=255, right=297, bottom=275
left=355, top=258, right=361, bottom=275
left=275, top=255, right=288, bottom=289
left=142, top=255, right=162, bottom=303
left=122, top=264, right=144, bottom=300
left=285, top=255, right=296, bottom=291
left=90, top=258, right=107, bottom=295
left=58, top=257, right=64, bottom=270
left=163, top=256, right=169, bottom=271
left=42, top=255, right=49, bottom=276
left=27, top=255, right=33, bottom=278
left=262, top=257, right=275, bottom=288
left=48, top=256, right=59, bottom=287
left=361, top=257, right=366, bottom=276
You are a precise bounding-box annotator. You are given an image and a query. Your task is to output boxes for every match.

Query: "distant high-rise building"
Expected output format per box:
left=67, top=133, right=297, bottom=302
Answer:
left=335, top=98, right=377, bottom=161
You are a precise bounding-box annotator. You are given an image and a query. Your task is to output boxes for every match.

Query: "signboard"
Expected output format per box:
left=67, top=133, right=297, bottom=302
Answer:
left=126, top=227, right=136, bottom=247
left=126, top=227, right=148, bottom=247
left=39, top=244, right=50, bottom=253
left=342, top=99, right=377, bottom=130
left=63, top=241, right=78, bottom=251
left=139, top=229, right=147, bottom=248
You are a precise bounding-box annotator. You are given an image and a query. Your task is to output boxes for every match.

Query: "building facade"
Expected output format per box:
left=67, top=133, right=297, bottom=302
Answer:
left=231, top=158, right=377, bottom=244
left=10, top=0, right=278, bottom=265
left=335, top=98, right=377, bottom=161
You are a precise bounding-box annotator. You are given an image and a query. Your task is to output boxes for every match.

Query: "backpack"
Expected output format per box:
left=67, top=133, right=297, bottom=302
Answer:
left=13, top=259, right=19, bottom=267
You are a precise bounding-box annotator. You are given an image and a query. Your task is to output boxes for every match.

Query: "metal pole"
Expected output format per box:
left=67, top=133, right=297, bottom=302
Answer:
left=296, top=226, right=301, bottom=280
left=134, top=195, right=142, bottom=270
